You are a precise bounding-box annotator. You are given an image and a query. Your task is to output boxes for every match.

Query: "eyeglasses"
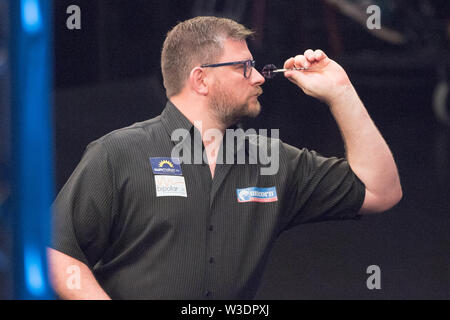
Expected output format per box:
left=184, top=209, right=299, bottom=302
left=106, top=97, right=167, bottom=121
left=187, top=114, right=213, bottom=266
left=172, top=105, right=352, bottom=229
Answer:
left=200, top=59, right=256, bottom=78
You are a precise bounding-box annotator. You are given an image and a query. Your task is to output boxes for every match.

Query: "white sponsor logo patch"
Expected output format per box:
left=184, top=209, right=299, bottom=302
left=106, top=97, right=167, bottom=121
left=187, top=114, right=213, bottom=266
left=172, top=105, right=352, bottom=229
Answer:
left=154, top=175, right=187, bottom=197
left=236, top=186, right=278, bottom=203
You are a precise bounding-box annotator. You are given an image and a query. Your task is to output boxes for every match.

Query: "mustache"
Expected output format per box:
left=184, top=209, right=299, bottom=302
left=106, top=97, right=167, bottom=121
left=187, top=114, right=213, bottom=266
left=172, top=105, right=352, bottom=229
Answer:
left=254, top=87, right=263, bottom=96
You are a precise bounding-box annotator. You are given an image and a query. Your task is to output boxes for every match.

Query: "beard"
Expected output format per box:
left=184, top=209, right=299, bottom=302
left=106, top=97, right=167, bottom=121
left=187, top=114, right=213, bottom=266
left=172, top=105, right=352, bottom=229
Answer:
left=208, top=83, right=262, bottom=127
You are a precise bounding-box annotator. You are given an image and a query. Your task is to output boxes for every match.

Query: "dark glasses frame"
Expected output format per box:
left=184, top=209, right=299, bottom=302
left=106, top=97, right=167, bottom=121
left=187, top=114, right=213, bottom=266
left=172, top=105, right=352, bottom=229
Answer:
left=200, top=59, right=256, bottom=78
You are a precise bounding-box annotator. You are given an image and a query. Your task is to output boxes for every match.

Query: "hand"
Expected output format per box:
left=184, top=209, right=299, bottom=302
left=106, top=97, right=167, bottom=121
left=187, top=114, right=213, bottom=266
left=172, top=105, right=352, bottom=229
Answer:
left=283, top=49, right=353, bottom=104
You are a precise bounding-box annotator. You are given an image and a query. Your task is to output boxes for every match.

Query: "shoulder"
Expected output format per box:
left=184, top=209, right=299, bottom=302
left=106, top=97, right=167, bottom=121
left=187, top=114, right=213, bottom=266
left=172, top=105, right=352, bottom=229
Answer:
left=245, top=133, right=313, bottom=162
left=87, top=115, right=164, bottom=152
left=280, top=142, right=332, bottom=164
left=244, top=132, right=305, bottom=153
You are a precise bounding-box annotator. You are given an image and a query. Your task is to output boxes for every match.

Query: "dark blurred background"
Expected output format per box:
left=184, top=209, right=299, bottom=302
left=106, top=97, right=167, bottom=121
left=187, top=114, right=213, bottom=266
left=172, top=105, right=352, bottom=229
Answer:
left=2, top=0, right=450, bottom=299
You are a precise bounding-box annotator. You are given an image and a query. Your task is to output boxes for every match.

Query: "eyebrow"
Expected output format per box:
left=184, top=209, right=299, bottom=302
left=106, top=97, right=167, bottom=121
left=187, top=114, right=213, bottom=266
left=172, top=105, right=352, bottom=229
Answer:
left=223, top=57, right=253, bottom=63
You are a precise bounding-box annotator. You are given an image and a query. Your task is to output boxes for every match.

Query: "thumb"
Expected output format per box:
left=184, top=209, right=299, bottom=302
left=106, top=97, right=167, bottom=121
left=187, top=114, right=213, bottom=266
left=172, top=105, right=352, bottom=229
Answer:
left=284, top=69, right=308, bottom=88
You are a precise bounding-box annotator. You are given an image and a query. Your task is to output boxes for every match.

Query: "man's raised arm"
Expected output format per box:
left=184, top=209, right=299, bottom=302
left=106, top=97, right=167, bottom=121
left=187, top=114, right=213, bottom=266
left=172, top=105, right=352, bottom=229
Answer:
left=283, top=49, right=402, bottom=214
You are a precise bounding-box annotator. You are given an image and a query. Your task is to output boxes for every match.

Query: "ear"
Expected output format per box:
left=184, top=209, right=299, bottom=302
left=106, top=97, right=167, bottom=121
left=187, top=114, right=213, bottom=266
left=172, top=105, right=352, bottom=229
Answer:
left=189, top=67, right=209, bottom=96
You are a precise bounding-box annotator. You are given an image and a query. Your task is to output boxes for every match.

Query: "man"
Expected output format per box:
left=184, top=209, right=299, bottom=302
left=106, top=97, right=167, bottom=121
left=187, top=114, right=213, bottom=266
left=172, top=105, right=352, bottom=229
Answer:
left=48, top=16, right=402, bottom=299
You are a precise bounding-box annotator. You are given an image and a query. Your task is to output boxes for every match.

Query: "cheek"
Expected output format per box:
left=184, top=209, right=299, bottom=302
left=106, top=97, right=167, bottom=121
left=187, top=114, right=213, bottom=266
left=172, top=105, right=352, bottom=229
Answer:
left=215, top=78, right=249, bottom=101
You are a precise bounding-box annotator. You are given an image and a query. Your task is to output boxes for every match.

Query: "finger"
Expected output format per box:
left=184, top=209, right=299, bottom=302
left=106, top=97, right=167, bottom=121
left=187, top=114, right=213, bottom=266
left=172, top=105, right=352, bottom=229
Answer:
left=294, top=54, right=310, bottom=69
left=314, top=49, right=327, bottom=61
left=283, top=57, right=295, bottom=69
left=304, top=49, right=315, bottom=63
left=284, top=65, right=308, bottom=87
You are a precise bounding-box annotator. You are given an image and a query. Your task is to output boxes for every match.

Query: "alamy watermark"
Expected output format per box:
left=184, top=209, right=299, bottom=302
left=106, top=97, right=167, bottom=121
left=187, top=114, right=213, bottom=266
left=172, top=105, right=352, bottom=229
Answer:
left=66, top=265, right=81, bottom=290
left=66, top=4, right=81, bottom=30
left=170, top=122, right=280, bottom=175
left=366, top=264, right=381, bottom=290
left=366, top=5, right=381, bottom=30
left=65, top=4, right=382, bottom=32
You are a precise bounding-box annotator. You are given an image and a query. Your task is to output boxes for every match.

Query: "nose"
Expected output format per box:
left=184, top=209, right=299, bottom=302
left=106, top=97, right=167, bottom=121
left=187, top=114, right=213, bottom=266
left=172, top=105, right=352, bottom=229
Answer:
left=250, top=67, right=265, bottom=86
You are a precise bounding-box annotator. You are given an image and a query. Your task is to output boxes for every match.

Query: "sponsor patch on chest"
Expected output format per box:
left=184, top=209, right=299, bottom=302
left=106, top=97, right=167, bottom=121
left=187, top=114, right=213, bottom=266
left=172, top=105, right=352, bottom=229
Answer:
left=236, top=186, right=278, bottom=203
left=150, top=157, right=182, bottom=175
left=154, top=175, right=187, bottom=197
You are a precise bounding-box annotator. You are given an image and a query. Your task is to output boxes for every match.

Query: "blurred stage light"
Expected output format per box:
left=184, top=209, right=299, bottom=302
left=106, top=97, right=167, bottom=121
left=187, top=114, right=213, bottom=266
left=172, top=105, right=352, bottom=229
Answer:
left=21, top=0, right=42, bottom=34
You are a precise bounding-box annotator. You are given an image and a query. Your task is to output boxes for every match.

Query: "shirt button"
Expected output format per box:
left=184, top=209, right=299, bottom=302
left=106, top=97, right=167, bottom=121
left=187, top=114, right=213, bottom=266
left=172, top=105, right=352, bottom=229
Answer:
left=208, top=225, right=213, bottom=231
left=209, top=257, right=215, bottom=264
left=205, top=290, right=212, bottom=297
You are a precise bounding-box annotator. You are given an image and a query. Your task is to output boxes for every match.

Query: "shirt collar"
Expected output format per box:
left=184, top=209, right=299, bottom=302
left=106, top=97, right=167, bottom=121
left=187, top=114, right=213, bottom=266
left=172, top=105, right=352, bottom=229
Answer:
left=161, top=100, right=194, bottom=144
left=160, top=100, right=249, bottom=159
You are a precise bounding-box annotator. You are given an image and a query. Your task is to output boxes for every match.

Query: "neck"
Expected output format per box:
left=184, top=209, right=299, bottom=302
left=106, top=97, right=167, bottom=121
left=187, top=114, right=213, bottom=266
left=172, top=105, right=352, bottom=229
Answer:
left=170, top=93, right=226, bottom=137
left=170, top=93, right=225, bottom=176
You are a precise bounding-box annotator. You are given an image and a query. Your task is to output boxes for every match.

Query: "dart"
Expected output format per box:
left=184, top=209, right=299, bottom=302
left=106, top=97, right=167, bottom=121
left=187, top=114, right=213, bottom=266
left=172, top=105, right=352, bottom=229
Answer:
left=261, top=64, right=308, bottom=79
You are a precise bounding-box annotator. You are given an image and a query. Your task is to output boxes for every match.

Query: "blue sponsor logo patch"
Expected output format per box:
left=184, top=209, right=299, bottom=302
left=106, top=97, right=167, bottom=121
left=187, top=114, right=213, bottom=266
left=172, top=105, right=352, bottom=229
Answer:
left=236, top=186, right=278, bottom=203
left=150, top=157, right=182, bottom=176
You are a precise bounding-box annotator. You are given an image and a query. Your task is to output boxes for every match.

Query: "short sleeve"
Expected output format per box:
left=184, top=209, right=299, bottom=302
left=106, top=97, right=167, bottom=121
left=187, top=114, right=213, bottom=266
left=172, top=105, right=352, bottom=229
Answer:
left=281, top=143, right=365, bottom=230
left=51, top=140, right=114, bottom=267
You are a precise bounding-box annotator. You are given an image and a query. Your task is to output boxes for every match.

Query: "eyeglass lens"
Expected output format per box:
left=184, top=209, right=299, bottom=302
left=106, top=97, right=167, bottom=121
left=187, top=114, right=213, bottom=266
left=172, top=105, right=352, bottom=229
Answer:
left=245, top=61, right=253, bottom=78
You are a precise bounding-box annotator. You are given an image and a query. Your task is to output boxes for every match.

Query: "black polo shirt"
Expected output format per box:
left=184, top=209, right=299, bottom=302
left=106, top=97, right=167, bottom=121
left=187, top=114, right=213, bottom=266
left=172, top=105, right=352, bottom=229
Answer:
left=52, top=101, right=365, bottom=299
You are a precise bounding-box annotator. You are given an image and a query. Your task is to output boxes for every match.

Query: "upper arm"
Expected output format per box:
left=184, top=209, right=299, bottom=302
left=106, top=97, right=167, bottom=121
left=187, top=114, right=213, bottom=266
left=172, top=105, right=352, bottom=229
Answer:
left=52, top=140, right=115, bottom=267
left=281, top=144, right=366, bottom=227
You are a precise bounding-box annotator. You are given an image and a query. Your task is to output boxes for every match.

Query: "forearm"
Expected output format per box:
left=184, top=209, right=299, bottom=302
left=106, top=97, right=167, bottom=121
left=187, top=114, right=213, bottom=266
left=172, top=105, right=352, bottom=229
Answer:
left=328, top=85, right=402, bottom=210
left=47, top=248, right=111, bottom=300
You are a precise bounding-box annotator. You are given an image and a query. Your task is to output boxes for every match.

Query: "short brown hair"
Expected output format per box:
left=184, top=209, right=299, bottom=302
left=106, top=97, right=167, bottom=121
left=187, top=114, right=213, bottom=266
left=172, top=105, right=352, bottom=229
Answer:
left=161, top=16, right=254, bottom=98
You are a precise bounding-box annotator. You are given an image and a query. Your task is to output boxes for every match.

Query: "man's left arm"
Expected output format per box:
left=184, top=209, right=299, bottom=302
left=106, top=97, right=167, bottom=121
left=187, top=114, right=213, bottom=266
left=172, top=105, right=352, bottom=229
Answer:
left=283, top=49, right=402, bottom=214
